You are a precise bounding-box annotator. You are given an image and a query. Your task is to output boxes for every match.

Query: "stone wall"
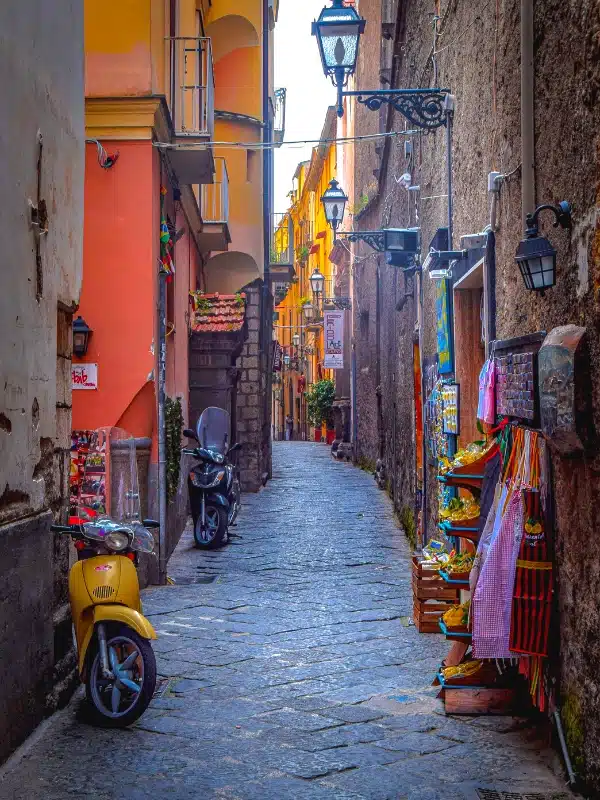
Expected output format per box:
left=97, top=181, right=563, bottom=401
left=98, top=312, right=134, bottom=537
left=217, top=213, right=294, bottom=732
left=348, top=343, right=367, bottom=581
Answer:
left=0, top=0, right=84, bottom=762
left=236, top=280, right=272, bottom=491
left=351, top=0, right=600, bottom=789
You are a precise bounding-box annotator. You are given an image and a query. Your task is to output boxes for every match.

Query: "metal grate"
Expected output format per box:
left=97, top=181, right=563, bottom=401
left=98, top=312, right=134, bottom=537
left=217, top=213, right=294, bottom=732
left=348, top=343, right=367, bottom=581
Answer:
left=477, top=791, right=572, bottom=800
left=93, top=585, right=115, bottom=600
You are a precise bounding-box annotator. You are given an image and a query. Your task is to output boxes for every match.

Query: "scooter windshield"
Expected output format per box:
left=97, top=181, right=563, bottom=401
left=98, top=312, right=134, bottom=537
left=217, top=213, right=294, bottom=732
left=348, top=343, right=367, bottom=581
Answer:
left=196, top=407, right=230, bottom=457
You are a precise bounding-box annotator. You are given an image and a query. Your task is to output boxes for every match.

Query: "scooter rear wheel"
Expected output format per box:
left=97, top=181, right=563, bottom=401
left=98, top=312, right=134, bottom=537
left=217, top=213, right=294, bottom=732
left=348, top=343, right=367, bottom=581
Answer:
left=86, top=623, right=157, bottom=727
left=193, top=504, right=227, bottom=549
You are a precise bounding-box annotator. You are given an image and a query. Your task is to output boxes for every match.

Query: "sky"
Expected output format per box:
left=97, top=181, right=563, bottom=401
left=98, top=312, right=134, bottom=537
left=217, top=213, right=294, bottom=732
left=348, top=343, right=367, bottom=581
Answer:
left=274, top=0, right=336, bottom=214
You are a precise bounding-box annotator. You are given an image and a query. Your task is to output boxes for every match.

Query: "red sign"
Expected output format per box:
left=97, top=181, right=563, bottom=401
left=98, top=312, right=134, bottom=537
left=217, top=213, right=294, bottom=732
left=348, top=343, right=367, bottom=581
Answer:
left=72, top=363, right=98, bottom=390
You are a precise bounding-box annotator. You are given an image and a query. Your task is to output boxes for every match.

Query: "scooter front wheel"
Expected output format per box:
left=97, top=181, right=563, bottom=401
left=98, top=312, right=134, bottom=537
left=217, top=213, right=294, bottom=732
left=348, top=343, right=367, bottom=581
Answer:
left=193, top=503, right=228, bottom=549
left=86, top=624, right=156, bottom=727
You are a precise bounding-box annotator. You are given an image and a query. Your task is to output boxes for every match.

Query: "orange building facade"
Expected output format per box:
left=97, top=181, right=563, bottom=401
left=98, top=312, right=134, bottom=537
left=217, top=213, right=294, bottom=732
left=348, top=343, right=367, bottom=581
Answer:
left=75, top=0, right=281, bottom=551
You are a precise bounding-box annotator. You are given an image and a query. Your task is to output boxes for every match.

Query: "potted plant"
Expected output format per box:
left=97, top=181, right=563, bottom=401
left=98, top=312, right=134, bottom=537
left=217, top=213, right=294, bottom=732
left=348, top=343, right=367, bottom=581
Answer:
left=296, top=245, right=310, bottom=264
left=305, top=379, right=335, bottom=443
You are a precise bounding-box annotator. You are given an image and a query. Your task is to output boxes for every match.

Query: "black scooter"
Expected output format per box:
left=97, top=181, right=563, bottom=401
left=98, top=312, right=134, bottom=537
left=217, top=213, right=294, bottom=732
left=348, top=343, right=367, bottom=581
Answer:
left=183, top=410, right=241, bottom=549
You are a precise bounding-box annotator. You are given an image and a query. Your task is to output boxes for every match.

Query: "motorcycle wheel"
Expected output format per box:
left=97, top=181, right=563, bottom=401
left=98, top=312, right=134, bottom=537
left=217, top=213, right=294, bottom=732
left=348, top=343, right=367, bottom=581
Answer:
left=193, top=504, right=227, bottom=549
left=228, top=477, right=241, bottom=527
left=86, top=624, right=156, bottom=728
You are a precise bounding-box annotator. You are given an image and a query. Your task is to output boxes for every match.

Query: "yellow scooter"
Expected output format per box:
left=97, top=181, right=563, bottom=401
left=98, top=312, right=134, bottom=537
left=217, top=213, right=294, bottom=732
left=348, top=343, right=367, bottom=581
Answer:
left=52, top=427, right=159, bottom=727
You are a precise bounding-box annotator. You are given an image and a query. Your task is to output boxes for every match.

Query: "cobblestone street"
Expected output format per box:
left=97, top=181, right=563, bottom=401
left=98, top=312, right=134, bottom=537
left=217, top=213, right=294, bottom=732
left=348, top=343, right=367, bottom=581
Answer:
left=1, top=444, right=573, bottom=799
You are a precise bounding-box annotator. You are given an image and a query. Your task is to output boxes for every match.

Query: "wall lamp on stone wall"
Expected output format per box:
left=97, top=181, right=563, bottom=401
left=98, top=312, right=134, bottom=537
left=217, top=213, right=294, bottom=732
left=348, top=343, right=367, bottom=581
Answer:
left=515, top=202, right=572, bottom=292
left=312, top=0, right=451, bottom=126
left=72, top=315, right=93, bottom=358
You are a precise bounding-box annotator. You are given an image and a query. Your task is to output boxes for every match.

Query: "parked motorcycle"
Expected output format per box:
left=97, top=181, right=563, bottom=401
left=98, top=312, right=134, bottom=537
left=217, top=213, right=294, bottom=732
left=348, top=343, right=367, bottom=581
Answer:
left=183, top=406, right=241, bottom=550
left=52, top=427, right=159, bottom=727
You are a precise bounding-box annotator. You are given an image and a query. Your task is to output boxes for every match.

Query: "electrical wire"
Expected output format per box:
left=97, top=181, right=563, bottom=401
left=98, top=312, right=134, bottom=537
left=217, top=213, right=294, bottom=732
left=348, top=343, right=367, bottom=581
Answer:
left=86, top=138, right=119, bottom=169
left=153, top=129, right=419, bottom=152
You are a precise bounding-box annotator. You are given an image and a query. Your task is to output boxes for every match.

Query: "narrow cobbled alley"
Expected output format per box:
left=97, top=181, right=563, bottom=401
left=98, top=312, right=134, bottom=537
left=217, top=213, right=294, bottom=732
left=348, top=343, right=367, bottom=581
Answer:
left=1, top=445, right=574, bottom=800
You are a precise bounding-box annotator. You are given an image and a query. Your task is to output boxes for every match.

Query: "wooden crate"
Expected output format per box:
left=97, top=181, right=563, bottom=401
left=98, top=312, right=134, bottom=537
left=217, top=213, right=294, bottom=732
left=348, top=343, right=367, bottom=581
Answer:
left=413, top=598, right=457, bottom=633
left=443, top=687, right=516, bottom=715
left=412, top=557, right=460, bottom=602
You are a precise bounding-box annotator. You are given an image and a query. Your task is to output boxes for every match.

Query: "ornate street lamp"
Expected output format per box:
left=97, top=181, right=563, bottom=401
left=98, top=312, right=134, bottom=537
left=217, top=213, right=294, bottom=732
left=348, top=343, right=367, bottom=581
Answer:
left=312, top=0, right=365, bottom=108
left=283, top=353, right=291, bottom=368
left=302, top=302, right=315, bottom=321
left=321, top=179, right=420, bottom=266
left=72, top=316, right=93, bottom=357
left=313, top=0, right=450, bottom=125
left=321, top=179, right=348, bottom=234
left=310, top=267, right=326, bottom=298
left=292, top=332, right=300, bottom=348
left=515, top=201, right=572, bottom=292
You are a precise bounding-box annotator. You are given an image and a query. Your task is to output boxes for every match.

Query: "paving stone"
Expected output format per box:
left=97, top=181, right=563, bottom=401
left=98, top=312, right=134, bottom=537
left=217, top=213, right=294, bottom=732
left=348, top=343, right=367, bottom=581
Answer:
left=0, top=443, right=574, bottom=800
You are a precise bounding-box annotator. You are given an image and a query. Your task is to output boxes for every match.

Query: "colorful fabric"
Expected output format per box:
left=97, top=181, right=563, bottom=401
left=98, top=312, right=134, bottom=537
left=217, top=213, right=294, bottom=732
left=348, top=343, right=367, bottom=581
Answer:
left=472, top=489, right=524, bottom=659
left=477, top=358, right=496, bottom=424
left=510, top=489, right=553, bottom=656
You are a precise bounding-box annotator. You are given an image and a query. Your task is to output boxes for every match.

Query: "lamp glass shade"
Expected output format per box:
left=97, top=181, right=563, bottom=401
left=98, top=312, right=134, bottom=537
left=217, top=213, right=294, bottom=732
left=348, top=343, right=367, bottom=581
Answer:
left=303, top=302, right=314, bottom=320
left=310, top=268, right=326, bottom=296
left=515, top=235, right=556, bottom=291
left=321, top=179, right=348, bottom=229
left=283, top=354, right=290, bottom=366
left=72, top=315, right=92, bottom=357
left=312, top=2, right=366, bottom=78
left=292, top=333, right=300, bottom=347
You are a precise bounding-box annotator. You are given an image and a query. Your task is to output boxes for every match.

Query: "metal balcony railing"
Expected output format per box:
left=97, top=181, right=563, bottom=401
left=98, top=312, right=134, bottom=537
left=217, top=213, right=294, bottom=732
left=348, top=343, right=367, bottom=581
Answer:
left=201, top=158, right=229, bottom=224
left=273, top=88, right=286, bottom=146
left=271, top=213, right=293, bottom=266
left=168, top=37, right=214, bottom=137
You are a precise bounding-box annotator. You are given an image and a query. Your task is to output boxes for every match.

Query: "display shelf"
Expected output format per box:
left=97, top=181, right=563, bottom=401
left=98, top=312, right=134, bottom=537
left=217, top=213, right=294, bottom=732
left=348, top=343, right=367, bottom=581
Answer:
left=436, top=670, right=488, bottom=690
left=439, top=569, right=471, bottom=588
left=439, top=619, right=472, bottom=641
left=438, top=520, right=480, bottom=542
left=438, top=472, right=483, bottom=492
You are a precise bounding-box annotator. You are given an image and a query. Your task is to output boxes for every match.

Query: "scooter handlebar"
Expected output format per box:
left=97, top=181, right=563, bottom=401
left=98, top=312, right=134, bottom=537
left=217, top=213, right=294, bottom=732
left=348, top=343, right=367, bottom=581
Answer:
left=50, top=524, right=74, bottom=533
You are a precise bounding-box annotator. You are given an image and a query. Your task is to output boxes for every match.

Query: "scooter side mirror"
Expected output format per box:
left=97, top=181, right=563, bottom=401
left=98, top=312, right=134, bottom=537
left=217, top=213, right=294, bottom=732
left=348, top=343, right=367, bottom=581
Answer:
left=183, top=429, right=199, bottom=442
left=142, top=519, right=161, bottom=529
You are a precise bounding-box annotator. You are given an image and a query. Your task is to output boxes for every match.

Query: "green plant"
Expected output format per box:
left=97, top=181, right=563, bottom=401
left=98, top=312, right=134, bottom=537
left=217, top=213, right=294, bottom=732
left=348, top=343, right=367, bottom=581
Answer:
left=349, top=193, right=369, bottom=215
left=296, top=245, right=310, bottom=262
left=234, top=292, right=245, bottom=307
left=305, top=379, right=335, bottom=428
left=298, top=295, right=311, bottom=308
left=399, top=506, right=417, bottom=550
left=195, top=295, right=212, bottom=315
left=165, top=396, right=184, bottom=502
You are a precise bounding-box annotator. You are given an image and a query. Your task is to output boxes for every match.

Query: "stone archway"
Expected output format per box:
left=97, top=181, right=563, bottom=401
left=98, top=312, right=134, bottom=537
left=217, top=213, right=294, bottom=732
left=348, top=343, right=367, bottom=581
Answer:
left=204, top=251, right=261, bottom=294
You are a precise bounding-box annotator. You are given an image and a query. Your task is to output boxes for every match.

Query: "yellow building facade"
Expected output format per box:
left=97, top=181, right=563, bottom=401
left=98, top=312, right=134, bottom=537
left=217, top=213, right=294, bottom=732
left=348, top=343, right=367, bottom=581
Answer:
left=273, top=108, right=338, bottom=441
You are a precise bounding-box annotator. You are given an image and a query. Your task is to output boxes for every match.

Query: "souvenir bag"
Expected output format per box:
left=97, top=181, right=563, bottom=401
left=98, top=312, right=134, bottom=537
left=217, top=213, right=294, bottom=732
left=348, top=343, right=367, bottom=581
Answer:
left=477, top=358, right=496, bottom=425
left=510, top=437, right=553, bottom=657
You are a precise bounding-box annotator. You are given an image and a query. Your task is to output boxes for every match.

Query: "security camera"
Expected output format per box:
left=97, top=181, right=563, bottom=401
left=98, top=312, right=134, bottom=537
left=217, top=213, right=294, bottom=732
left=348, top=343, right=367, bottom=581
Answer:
left=396, top=172, right=412, bottom=189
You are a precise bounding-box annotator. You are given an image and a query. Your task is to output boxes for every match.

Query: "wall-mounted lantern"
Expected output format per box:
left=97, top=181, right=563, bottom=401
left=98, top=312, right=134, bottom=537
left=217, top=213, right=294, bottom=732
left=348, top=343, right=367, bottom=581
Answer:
left=515, top=201, right=572, bottom=292
left=310, top=267, right=326, bottom=298
left=321, top=179, right=348, bottom=233
left=292, top=332, right=300, bottom=348
left=72, top=316, right=93, bottom=358
left=303, top=302, right=315, bottom=321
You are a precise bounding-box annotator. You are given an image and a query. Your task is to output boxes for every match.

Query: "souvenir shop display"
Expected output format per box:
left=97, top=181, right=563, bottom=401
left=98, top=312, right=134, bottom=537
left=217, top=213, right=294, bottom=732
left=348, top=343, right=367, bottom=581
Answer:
left=416, top=334, right=557, bottom=717
left=441, top=383, right=460, bottom=434
left=69, top=430, right=107, bottom=523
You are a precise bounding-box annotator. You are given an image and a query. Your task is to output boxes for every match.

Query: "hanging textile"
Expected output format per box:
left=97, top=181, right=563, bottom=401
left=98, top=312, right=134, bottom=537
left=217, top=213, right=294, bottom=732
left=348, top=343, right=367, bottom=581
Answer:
left=472, top=488, right=524, bottom=659
left=160, top=185, right=175, bottom=281
left=477, top=357, right=496, bottom=425
left=510, top=435, right=553, bottom=656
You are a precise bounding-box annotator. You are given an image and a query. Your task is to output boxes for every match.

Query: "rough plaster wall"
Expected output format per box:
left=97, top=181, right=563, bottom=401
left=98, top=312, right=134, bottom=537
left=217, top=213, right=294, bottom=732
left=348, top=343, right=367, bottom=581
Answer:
left=353, top=0, right=600, bottom=789
left=0, top=0, right=84, bottom=763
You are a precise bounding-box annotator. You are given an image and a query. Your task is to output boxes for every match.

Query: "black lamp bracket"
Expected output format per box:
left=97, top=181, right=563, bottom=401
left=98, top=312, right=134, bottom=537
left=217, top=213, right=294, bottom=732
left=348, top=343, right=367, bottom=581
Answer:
left=335, top=230, right=386, bottom=252
left=337, top=87, right=451, bottom=128
left=525, top=201, right=572, bottom=237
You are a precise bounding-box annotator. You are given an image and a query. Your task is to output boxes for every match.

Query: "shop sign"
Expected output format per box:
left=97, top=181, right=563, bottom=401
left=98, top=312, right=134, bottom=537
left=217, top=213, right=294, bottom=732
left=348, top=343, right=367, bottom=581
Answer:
left=324, top=310, right=344, bottom=369
left=272, top=341, right=282, bottom=372
left=72, top=363, right=98, bottom=390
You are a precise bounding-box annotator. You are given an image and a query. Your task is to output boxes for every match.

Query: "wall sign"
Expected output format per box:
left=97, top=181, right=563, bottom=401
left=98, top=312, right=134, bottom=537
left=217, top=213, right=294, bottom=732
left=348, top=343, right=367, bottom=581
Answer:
left=324, top=310, right=344, bottom=369
left=72, top=363, right=98, bottom=390
left=441, top=383, right=460, bottom=435
left=495, top=352, right=536, bottom=420
left=435, top=279, right=454, bottom=375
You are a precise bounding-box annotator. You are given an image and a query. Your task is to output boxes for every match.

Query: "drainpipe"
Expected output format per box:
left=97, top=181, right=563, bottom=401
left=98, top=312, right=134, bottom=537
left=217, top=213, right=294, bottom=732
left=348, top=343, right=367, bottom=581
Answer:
left=157, top=269, right=167, bottom=585
left=521, top=0, right=535, bottom=226
left=263, top=0, right=273, bottom=474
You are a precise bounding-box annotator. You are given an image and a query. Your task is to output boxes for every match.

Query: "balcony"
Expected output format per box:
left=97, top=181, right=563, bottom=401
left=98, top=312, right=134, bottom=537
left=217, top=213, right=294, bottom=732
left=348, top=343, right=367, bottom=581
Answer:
left=273, top=88, right=286, bottom=146
left=199, top=158, right=231, bottom=252
left=270, top=213, right=295, bottom=283
left=167, top=37, right=215, bottom=185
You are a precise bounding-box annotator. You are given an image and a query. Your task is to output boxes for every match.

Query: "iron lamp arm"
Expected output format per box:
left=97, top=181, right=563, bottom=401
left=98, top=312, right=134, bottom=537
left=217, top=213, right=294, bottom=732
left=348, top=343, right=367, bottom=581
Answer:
left=525, top=201, right=572, bottom=237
